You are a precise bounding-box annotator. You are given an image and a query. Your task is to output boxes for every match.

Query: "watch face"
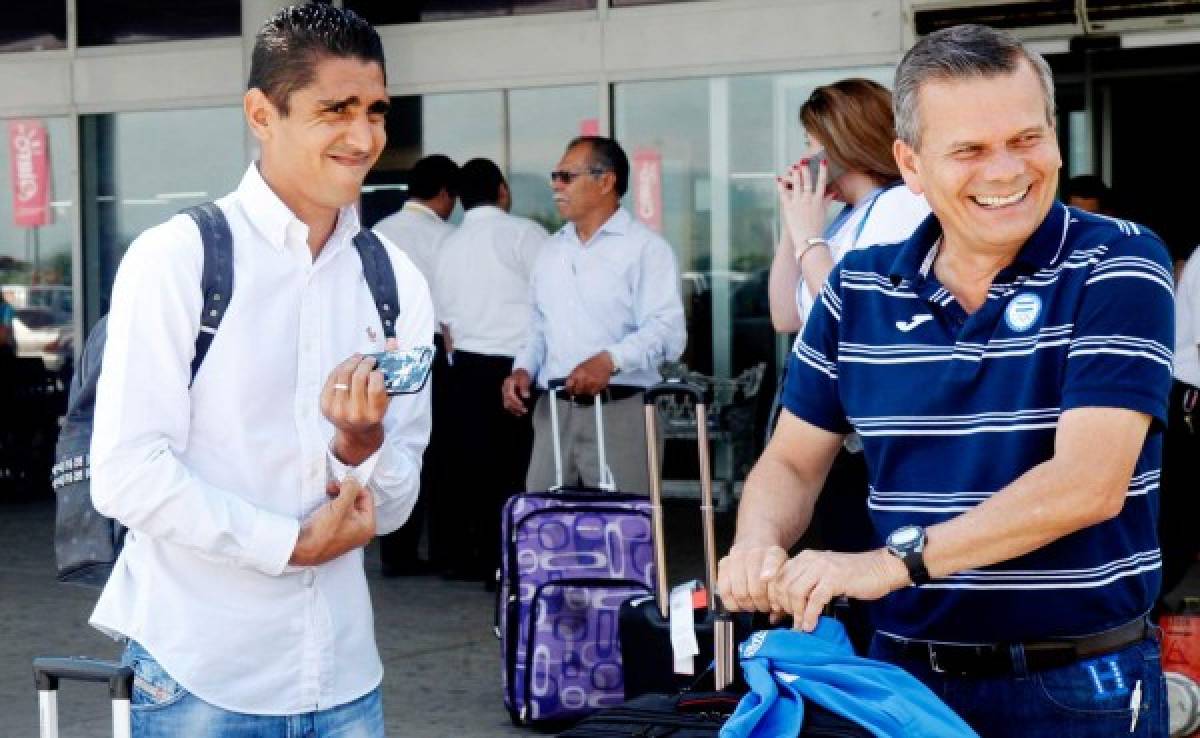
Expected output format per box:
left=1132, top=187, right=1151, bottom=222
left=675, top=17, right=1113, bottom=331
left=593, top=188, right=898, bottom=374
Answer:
left=890, top=526, right=920, bottom=547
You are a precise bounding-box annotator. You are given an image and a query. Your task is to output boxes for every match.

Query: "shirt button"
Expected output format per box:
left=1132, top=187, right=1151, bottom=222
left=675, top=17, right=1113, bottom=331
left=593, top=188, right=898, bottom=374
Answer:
left=303, top=569, right=315, bottom=587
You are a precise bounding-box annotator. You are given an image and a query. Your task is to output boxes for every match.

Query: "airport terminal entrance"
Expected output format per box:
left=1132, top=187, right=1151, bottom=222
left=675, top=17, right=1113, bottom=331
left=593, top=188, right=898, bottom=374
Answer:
left=1051, top=41, right=1200, bottom=266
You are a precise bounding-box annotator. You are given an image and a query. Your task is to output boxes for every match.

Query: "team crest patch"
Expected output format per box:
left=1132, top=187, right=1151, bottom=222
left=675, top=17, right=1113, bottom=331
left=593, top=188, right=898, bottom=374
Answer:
left=1005, top=293, right=1042, bottom=332
left=741, top=631, right=768, bottom=658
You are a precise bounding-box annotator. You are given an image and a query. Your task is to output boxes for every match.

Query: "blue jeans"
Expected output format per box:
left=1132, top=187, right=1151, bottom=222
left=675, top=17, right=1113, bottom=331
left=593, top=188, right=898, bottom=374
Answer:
left=869, top=635, right=1167, bottom=738
left=121, top=641, right=385, bottom=738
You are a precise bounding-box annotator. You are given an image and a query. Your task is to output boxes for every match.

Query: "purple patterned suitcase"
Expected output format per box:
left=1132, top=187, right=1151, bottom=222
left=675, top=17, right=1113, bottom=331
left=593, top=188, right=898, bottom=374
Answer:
left=498, top=380, right=657, bottom=727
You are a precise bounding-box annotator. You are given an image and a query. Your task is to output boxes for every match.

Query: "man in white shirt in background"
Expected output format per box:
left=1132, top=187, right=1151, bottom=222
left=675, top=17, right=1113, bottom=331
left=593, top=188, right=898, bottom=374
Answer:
left=89, top=6, right=432, bottom=735
left=436, top=157, right=547, bottom=584
left=1161, top=246, right=1200, bottom=606
left=372, top=154, right=458, bottom=288
left=372, top=153, right=458, bottom=577
left=502, top=136, right=686, bottom=493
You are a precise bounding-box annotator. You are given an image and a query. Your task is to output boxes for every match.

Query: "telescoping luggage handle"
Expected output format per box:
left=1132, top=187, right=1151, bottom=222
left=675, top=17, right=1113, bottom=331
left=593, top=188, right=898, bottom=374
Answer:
left=642, top=379, right=735, bottom=691
left=546, top=378, right=617, bottom=492
left=33, top=657, right=133, bottom=738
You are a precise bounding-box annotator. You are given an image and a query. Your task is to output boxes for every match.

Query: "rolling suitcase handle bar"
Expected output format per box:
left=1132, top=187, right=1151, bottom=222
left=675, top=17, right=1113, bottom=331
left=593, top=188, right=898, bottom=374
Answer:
left=642, top=379, right=735, bottom=690
left=33, top=657, right=133, bottom=738
left=546, top=378, right=616, bottom=492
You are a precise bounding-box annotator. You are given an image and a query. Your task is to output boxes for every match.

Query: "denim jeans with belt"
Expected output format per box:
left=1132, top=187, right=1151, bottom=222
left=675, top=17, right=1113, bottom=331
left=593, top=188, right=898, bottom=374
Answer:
left=869, top=635, right=1167, bottom=738
left=121, top=641, right=385, bottom=738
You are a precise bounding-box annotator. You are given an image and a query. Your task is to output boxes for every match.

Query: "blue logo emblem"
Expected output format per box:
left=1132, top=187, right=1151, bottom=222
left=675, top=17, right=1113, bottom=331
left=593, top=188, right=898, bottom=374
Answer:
left=1005, top=293, right=1042, bottom=332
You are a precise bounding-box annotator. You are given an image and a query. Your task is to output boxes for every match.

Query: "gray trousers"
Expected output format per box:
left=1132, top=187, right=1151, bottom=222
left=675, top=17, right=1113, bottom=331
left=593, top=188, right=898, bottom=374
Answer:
left=525, top=391, right=660, bottom=494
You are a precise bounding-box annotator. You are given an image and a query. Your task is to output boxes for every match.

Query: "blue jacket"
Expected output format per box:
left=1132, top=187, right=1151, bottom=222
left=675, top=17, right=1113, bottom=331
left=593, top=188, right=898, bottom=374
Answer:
left=720, top=619, right=978, bottom=738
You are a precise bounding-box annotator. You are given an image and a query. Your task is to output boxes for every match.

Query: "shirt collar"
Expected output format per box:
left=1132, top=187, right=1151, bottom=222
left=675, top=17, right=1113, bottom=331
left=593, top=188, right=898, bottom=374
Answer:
left=237, top=163, right=361, bottom=255
left=888, top=200, right=1070, bottom=284
left=564, top=206, right=632, bottom=245
left=402, top=200, right=443, bottom=222
left=462, top=204, right=505, bottom=223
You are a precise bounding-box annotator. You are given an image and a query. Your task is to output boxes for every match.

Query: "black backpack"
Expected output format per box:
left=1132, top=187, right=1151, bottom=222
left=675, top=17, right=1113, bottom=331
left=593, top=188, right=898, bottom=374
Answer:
left=51, top=202, right=402, bottom=586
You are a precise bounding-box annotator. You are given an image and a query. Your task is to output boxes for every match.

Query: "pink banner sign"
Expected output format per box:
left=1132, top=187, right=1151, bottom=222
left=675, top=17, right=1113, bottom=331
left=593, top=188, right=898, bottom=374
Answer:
left=8, top=120, right=50, bottom=228
left=579, top=118, right=600, bottom=136
left=632, top=148, right=663, bottom=233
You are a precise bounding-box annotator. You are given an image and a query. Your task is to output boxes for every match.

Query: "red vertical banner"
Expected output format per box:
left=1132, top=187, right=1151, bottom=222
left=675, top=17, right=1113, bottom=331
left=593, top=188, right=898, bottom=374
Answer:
left=8, top=119, right=51, bottom=227
left=632, top=148, right=663, bottom=233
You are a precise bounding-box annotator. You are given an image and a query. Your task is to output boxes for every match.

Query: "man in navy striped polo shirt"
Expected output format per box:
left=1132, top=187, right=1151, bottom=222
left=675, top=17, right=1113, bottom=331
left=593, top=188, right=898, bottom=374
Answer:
left=717, top=25, right=1172, bottom=737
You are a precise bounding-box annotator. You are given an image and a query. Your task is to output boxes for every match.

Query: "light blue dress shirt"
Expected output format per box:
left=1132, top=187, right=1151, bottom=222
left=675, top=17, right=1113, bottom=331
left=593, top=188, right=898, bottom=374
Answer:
left=513, top=207, right=686, bottom=389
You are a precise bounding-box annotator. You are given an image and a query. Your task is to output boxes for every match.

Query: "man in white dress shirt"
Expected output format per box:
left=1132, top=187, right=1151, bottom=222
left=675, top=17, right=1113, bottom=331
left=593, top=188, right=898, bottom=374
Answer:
left=88, top=6, right=431, bottom=735
left=372, top=154, right=458, bottom=577
left=372, top=154, right=458, bottom=289
left=502, top=136, right=686, bottom=493
left=1161, top=246, right=1200, bottom=604
left=436, top=157, right=547, bottom=583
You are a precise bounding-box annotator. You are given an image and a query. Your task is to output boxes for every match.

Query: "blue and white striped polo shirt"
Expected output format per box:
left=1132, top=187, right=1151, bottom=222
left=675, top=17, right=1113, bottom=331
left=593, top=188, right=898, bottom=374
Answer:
left=783, top=202, right=1174, bottom=642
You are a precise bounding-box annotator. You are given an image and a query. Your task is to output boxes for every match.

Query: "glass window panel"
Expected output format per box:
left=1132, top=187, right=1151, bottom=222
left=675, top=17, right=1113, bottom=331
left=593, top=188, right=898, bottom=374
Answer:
left=774, top=68, right=895, bottom=167
left=0, top=4, right=67, bottom=52
left=362, top=91, right=504, bottom=227
left=614, top=78, right=711, bottom=373
left=1, top=117, right=74, bottom=373
left=78, top=0, right=239, bottom=46
left=80, top=107, right=245, bottom=329
left=508, top=85, right=599, bottom=233
left=615, top=66, right=897, bottom=479
left=345, top=0, right=594, bottom=25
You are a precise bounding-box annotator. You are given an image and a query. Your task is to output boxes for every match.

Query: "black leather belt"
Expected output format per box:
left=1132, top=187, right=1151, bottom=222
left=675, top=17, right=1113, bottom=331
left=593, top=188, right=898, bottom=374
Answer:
left=554, top=385, right=643, bottom=406
left=878, top=617, right=1154, bottom=677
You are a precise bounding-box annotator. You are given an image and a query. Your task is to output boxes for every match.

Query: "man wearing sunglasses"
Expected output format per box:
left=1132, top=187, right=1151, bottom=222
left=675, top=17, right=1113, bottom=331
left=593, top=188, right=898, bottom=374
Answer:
left=502, top=136, right=685, bottom=493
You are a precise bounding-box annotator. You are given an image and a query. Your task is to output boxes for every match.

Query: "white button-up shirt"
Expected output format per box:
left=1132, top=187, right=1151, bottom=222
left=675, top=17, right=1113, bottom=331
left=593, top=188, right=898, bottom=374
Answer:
left=512, top=207, right=685, bottom=388
left=373, top=201, right=452, bottom=324
left=796, top=185, right=929, bottom=320
left=89, top=164, right=433, bottom=715
left=1175, top=248, right=1200, bottom=387
left=435, top=205, right=547, bottom=357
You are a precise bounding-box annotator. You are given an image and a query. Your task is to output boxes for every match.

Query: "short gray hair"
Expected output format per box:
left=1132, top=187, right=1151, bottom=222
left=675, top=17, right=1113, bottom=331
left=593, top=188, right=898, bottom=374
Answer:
left=894, top=24, right=1056, bottom=149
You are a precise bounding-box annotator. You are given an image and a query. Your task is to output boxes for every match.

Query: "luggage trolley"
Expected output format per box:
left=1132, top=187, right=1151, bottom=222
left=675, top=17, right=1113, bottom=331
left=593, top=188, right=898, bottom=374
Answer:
left=33, top=657, right=132, bottom=738
left=654, top=362, right=765, bottom=511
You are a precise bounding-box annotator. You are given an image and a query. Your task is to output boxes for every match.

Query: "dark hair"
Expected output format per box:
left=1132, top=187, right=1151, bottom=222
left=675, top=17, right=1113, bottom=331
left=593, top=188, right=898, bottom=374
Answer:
left=1066, top=175, right=1111, bottom=205
left=567, top=136, right=630, bottom=197
left=894, top=24, right=1054, bottom=149
left=248, top=3, right=385, bottom=116
left=408, top=154, right=459, bottom=201
left=458, top=158, right=506, bottom=210
left=800, top=78, right=901, bottom=186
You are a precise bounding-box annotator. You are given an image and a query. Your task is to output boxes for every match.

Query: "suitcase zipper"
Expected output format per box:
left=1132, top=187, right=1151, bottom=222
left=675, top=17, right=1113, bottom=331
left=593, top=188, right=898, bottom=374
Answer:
left=510, top=505, right=651, bottom=539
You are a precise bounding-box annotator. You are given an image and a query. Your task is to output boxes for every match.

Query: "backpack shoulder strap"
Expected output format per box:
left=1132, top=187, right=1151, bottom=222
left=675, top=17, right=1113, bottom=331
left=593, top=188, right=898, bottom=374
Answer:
left=180, top=202, right=234, bottom=382
left=354, top=229, right=400, bottom=340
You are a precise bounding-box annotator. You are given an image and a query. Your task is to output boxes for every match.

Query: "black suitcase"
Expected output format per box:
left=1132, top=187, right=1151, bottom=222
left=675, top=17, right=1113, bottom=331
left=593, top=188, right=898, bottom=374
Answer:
left=558, top=691, right=875, bottom=737
left=618, top=380, right=749, bottom=699
left=564, top=380, right=873, bottom=738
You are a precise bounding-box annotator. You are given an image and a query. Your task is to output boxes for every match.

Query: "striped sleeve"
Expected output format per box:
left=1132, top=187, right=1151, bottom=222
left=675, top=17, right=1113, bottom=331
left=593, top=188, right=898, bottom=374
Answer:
left=781, top=268, right=852, bottom=434
left=1061, top=234, right=1174, bottom=424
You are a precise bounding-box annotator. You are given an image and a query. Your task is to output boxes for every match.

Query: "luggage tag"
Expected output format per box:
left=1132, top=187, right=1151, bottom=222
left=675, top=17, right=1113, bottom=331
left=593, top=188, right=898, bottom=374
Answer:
left=670, top=580, right=701, bottom=675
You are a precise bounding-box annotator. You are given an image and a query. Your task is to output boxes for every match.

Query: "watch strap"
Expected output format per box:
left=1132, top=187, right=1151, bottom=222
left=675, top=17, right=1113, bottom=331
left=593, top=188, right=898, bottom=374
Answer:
left=903, top=550, right=931, bottom=586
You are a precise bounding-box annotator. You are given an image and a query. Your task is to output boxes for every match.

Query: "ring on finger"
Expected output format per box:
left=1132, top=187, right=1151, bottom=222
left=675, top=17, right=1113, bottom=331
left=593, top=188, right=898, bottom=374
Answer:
left=334, top=383, right=350, bottom=391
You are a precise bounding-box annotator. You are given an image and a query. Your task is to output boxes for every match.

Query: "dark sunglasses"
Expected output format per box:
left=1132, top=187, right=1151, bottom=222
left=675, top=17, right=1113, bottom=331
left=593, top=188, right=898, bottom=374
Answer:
left=550, top=167, right=607, bottom=184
